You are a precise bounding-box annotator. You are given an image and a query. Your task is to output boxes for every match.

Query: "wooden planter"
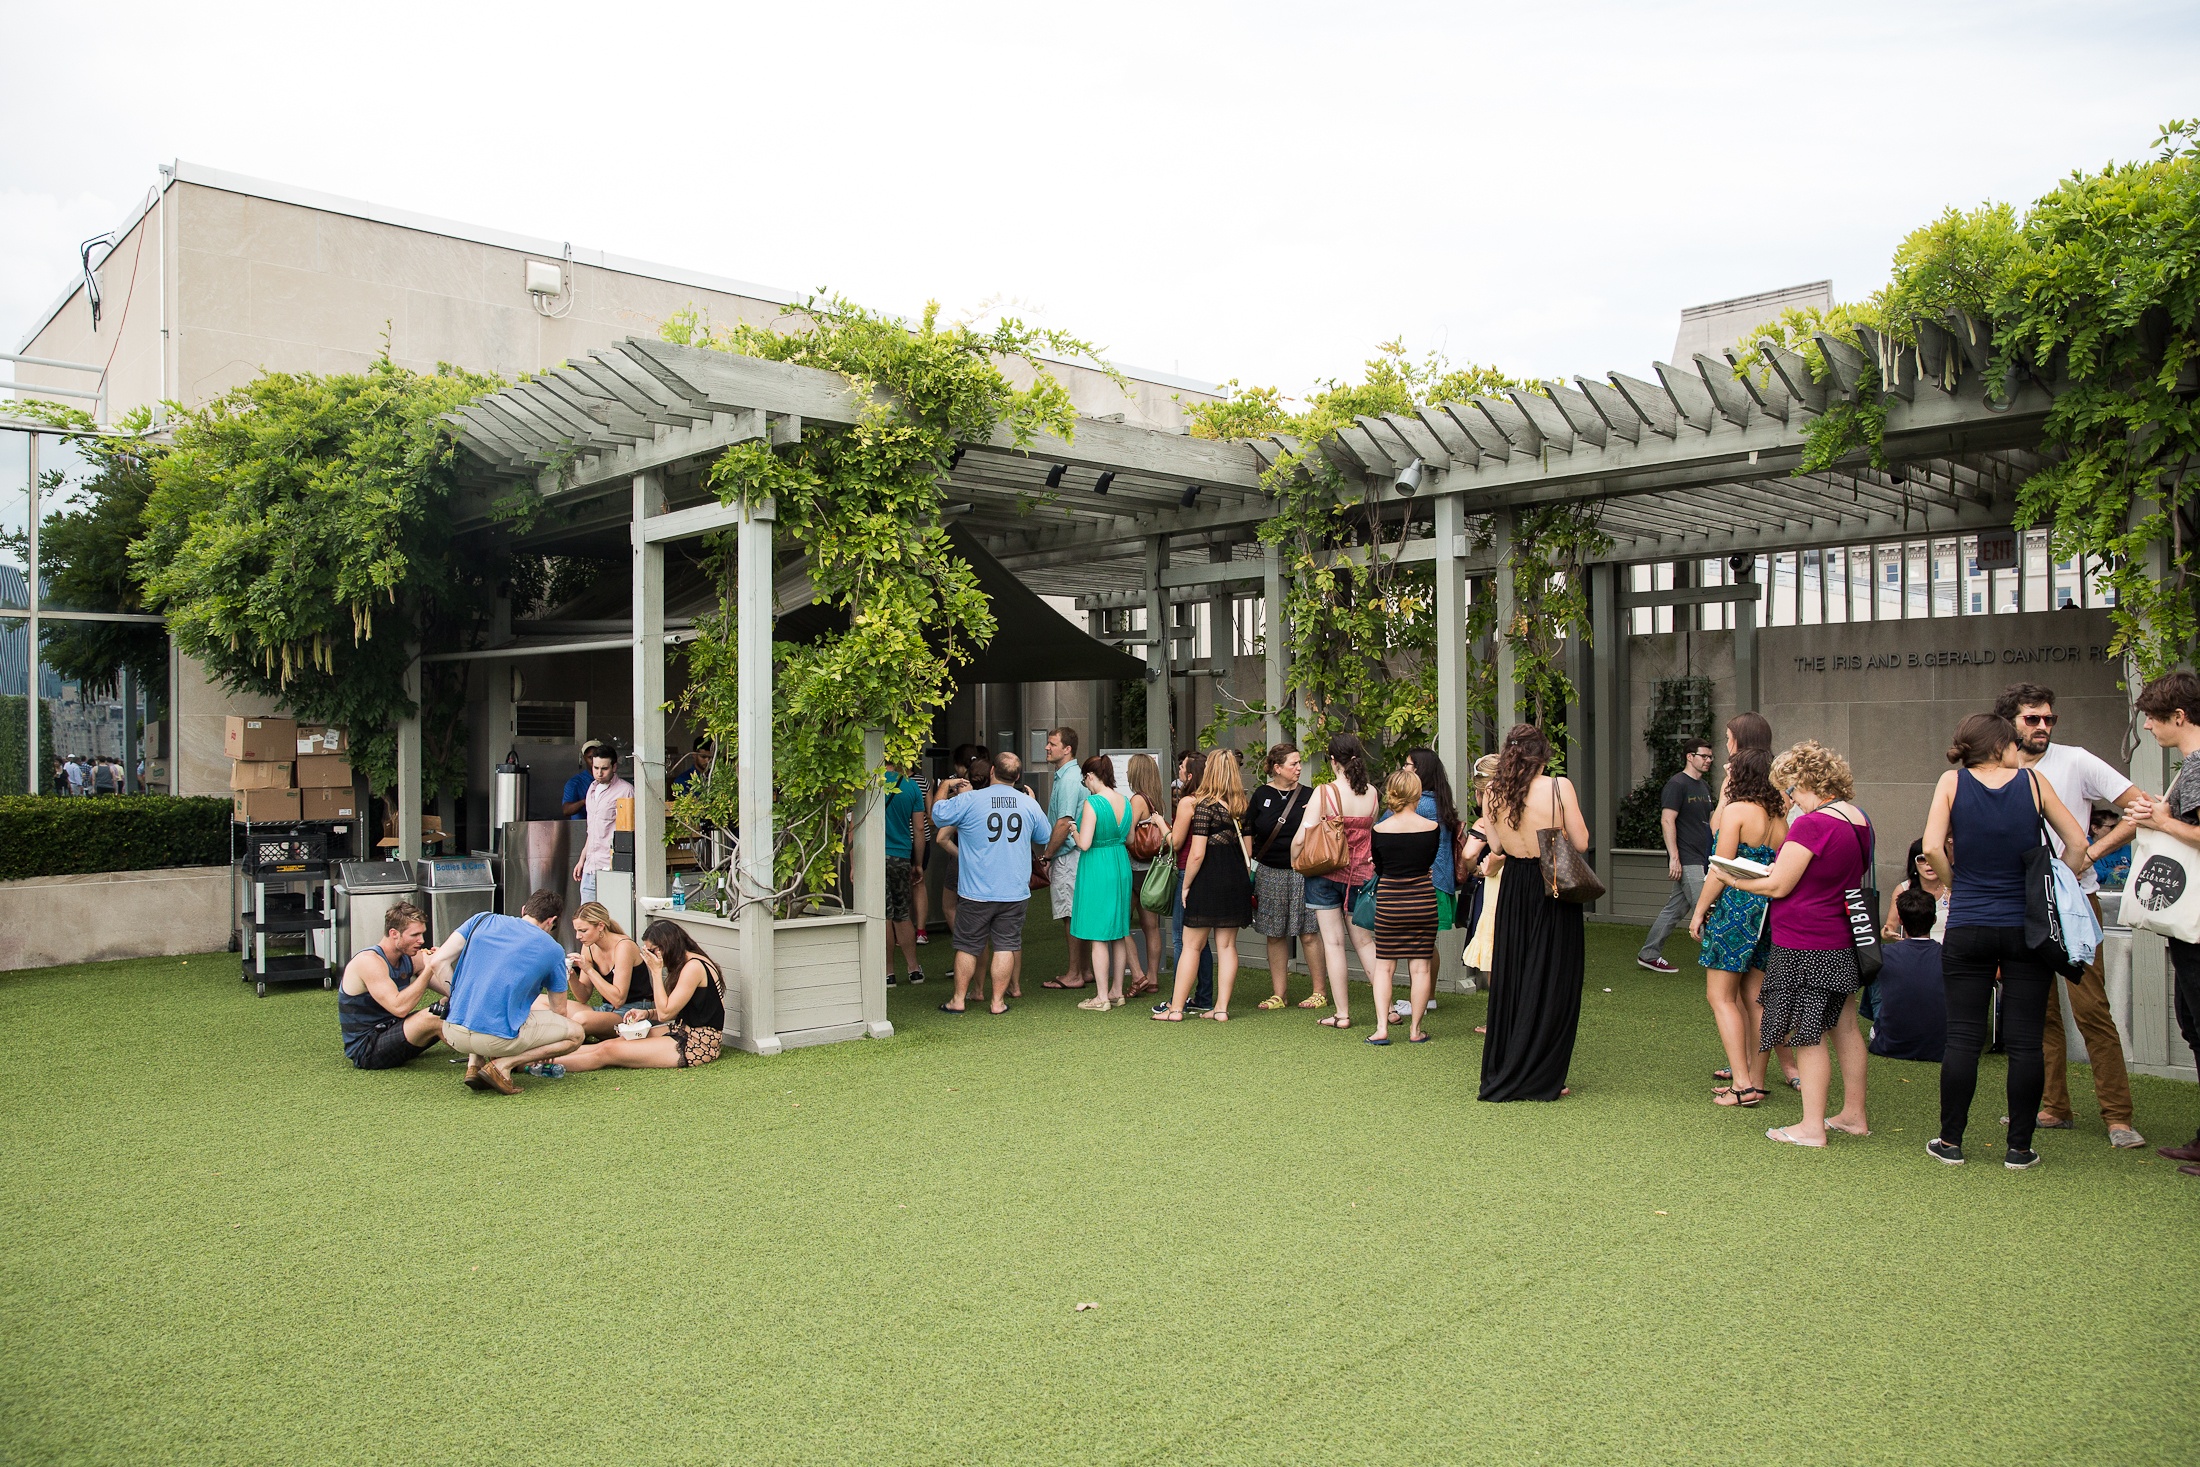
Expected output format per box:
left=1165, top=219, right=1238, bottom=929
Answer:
left=666, top=908, right=889, bottom=1055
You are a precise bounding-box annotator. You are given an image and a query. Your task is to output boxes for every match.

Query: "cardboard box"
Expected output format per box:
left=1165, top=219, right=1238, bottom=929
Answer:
left=233, top=788, right=302, bottom=822
left=375, top=814, right=445, bottom=849
left=229, top=760, right=294, bottom=790
left=614, top=797, right=634, bottom=833
left=295, top=754, right=353, bottom=789
left=224, top=716, right=298, bottom=762
left=297, top=724, right=347, bottom=756
left=300, top=787, right=358, bottom=822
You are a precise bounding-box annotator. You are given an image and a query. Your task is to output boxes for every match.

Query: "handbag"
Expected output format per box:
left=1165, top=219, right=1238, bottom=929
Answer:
left=2124, top=823, right=2200, bottom=943
left=1351, top=882, right=1377, bottom=931
left=1139, top=843, right=1178, bottom=913
left=1127, top=811, right=1166, bottom=864
left=1454, top=823, right=1486, bottom=889
left=1829, top=806, right=1882, bottom=983
left=1536, top=783, right=1606, bottom=904
left=1292, top=784, right=1350, bottom=878
left=2022, top=771, right=2100, bottom=975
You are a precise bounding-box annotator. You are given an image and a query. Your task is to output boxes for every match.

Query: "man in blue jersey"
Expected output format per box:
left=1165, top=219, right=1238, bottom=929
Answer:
left=420, top=889, right=584, bottom=1094
left=927, top=756, right=1050, bottom=1015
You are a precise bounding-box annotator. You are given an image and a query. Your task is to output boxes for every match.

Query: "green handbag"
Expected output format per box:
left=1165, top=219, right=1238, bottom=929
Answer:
left=1351, top=883, right=1377, bottom=930
left=1140, top=846, right=1179, bottom=913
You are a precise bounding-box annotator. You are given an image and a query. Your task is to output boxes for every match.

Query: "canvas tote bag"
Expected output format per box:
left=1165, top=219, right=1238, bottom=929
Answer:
left=2124, top=825, right=2200, bottom=943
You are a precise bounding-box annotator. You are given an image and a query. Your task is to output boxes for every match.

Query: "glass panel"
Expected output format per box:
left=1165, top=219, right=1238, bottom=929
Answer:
left=38, top=620, right=166, bottom=793
left=1929, top=539, right=1957, bottom=617
left=1851, top=546, right=1873, bottom=621
left=2023, top=530, right=2050, bottom=614
left=1799, top=550, right=1821, bottom=626
left=1653, top=562, right=1673, bottom=635
left=1824, top=547, right=1847, bottom=623
left=0, top=613, right=28, bottom=792
left=1697, top=559, right=1723, bottom=631
left=1905, top=542, right=1930, bottom=618
left=0, top=428, right=28, bottom=610
left=1876, top=544, right=1901, bottom=620
left=1770, top=552, right=1796, bottom=626
left=36, top=431, right=121, bottom=614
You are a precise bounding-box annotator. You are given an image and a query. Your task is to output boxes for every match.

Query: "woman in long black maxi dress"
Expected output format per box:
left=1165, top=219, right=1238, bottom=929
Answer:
left=1477, top=725, right=1589, bottom=1102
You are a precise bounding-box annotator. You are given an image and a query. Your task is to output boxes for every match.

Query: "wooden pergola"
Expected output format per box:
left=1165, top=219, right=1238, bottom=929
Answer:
left=434, top=320, right=2077, bottom=1049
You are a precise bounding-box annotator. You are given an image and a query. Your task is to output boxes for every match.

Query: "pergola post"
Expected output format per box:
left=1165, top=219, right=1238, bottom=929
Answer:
left=397, top=646, right=422, bottom=863
left=1565, top=589, right=1594, bottom=853
left=1591, top=562, right=1627, bottom=887
left=1434, top=493, right=1471, bottom=984
left=854, top=727, right=893, bottom=1040
left=1144, top=534, right=1170, bottom=757
left=1261, top=540, right=1287, bottom=748
left=1733, top=581, right=1760, bottom=719
left=631, top=471, right=667, bottom=923
left=1207, top=544, right=1233, bottom=745
left=1492, top=510, right=1519, bottom=730
left=737, top=498, right=781, bottom=1056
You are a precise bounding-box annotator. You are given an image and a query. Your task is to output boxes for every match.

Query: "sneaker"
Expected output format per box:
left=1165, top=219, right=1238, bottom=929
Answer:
left=907, top=971, right=925, bottom=985
left=2109, top=1126, right=2146, bottom=1149
left=1926, top=1139, right=1966, bottom=1165
left=428, top=999, right=450, bottom=1018
left=1152, top=1000, right=1172, bottom=1016
left=1187, top=1004, right=1213, bottom=1016
left=914, top=932, right=929, bottom=944
left=2005, top=1147, right=2042, bottom=1170
left=886, top=973, right=899, bottom=987
left=1637, top=956, right=1679, bottom=973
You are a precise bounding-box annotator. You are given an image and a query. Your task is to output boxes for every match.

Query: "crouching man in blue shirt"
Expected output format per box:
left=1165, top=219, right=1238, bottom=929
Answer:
left=420, top=889, right=585, bottom=1095
left=927, top=756, right=1050, bottom=1015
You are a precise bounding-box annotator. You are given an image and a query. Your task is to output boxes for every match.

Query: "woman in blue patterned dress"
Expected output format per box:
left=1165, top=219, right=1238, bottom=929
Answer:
left=1688, top=748, right=1786, bottom=1108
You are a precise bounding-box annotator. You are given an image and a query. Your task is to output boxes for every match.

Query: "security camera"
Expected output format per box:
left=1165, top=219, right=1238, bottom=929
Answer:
left=1394, top=458, right=1426, bottom=497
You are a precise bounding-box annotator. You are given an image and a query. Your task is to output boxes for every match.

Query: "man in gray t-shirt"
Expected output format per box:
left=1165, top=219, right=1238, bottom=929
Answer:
left=1639, top=741, right=1714, bottom=972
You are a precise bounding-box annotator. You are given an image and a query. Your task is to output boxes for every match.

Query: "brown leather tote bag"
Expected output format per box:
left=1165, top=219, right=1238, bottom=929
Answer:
left=1292, top=784, right=1350, bottom=878
left=1537, top=781, right=1605, bottom=904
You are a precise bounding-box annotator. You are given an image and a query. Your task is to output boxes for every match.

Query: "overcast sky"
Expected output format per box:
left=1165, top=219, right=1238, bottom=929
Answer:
left=5, top=0, right=2194, bottom=399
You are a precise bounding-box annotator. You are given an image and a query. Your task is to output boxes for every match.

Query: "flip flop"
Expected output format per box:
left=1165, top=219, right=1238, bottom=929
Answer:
left=1365, top=1034, right=1391, bottom=1046
left=1409, top=1033, right=1433, bottom=1043
left=988, top=1005, right=1011, bottom=1015
left=1041, top=978, right=1090, bottom=990
left=936, top=1003, right=966, bottom=1014
left=1766, top=1125, right=1827, bottom=1149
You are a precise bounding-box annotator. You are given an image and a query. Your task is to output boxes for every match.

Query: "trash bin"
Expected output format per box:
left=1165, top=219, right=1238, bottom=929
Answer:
left=418, top=855, right=497, bottom=944
left=333, top=860, right=420, bottom=964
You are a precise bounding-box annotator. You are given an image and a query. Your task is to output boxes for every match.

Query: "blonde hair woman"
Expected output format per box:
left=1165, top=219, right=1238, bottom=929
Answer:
left=1462, top=754, right=1501, bottom=995
left=568, top=901, right=646, bottom=1040
left=1154, top=750, right=1252, bottom=1022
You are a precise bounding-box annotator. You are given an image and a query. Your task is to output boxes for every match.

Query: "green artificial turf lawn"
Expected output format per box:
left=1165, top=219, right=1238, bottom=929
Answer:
left=3, top=922, right=2196, bottom=1465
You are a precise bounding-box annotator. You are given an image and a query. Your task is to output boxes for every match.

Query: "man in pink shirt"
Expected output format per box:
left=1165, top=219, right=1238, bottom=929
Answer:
left=570, top=747, right=635, bottom=904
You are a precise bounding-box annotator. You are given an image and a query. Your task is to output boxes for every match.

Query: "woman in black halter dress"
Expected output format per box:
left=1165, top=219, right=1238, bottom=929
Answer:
left=1477, top=725, right=1589, bottom=1102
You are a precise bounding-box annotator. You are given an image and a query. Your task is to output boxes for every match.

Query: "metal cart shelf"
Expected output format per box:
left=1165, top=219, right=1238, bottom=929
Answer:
left=232, top=822, right=345, bottom=998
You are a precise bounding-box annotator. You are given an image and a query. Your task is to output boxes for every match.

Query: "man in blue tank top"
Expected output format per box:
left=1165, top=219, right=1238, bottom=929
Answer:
left=337, top=900, right=448, bottom=1069
left=422, top=889, right=585, bottom=1095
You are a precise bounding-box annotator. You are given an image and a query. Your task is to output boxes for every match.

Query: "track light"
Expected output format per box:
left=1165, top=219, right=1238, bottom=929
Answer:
left=1094, top=472, right=1114, bottom=495
left=1044, top=463, right=1066, bottom=489
left=1394, top=458, right=1425, bottom=497
left=1179, top=483, right=1202, bottom=509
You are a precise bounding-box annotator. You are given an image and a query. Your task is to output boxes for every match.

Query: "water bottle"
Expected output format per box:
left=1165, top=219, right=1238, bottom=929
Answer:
left=671, top=874, right=687, bottom=911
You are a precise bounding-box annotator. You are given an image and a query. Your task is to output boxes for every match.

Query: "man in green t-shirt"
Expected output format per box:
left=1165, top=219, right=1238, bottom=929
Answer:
left=882, top=763, right=928, bottom=986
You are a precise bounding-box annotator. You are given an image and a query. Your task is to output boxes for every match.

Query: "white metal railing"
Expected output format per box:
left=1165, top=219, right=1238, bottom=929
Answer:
left=0, top=351, right=105, bottom=413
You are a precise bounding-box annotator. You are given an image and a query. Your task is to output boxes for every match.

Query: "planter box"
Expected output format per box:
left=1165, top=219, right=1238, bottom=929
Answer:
left=666, top=908, right=887, bottom=1055
left=1591, top=850, right=1676, bottom=924
left=0, top=865, right=234, bottom=970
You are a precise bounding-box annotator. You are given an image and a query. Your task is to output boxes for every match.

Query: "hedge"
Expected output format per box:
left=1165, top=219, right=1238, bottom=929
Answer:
left=0, top=795, right=234, bottom=881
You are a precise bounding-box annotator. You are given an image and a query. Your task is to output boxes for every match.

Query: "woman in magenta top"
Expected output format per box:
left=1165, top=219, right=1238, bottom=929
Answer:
left=1720, top=739, right=1873, bottom=1148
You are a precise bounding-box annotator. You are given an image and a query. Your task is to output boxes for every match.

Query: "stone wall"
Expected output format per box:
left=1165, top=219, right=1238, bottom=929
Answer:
left=0, top=866, right=233, bottom=970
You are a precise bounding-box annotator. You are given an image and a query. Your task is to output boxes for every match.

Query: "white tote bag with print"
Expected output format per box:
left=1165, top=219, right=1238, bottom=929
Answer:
left=2123, top=827, right=2200, bottom=944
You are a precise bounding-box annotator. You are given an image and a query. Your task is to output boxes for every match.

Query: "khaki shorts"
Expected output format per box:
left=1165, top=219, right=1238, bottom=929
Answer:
left=443, top=1008, right=573, bottom=1059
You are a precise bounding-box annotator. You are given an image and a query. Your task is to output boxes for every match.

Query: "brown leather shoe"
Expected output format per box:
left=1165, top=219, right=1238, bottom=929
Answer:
left=461, top=1057, right=492, bottom=1092
left=2180, top=1164, right=2200, bottom=1178
left=2158, top=1141, right=2200, bottom=1162
left=479, top=1062, right=521, bottom=1096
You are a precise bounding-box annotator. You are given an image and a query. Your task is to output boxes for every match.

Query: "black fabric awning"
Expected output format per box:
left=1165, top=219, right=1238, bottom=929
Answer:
left=543, top=522, right=1144, bottom=683
left=772, top=523, right=1145, bottom=682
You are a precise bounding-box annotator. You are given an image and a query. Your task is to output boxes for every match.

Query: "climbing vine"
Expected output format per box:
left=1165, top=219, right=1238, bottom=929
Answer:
left=666, top=297, right=1108, bottom=910
left=1741, top=121, right=2200, bottom=679
left=130, top=357, right=502, bottom=799
left=1187, top=344, right=1605, bottom=773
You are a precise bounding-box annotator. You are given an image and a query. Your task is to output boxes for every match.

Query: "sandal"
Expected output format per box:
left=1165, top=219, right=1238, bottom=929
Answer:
left=1825, top=1118, right=1871, bottom=1136
left=1715, top=1085, right=1767, bottom=1108
left=1209, top=1010, right=1230, bottom=1022
left=1257, top=995, right=1286, bottom=1010
left=1318, top=1014, right=1352, bottom=1029
left=1365, top=1034, right=1391, bottom=1046
left=1149, top=1008, right=1185, bottom=1022
left=1408, top=1032, right=1433, bottom=1044
left=1298, top=994, right=1331, bottom=1010
left=1766, top=1125, right=1827, bottom=1149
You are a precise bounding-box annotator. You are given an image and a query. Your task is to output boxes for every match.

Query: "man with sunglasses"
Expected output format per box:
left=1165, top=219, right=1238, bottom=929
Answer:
left=1995, top=682, right=2146, bottom=1149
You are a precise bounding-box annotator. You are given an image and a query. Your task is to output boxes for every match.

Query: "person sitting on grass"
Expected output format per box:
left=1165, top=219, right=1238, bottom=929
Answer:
left=337, top=900, right=449, bottom=1070
left=567, top=900, right=648, bottom=1040
left=424, top=889, right=585, bottom=1096
left=1868, top=886, right=1947, bottom=1063
left=559, top=920, right=727, bottom=1072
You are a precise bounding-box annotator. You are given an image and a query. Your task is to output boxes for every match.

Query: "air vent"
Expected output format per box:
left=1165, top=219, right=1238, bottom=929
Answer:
left=515, top=701, right=579, bottom=741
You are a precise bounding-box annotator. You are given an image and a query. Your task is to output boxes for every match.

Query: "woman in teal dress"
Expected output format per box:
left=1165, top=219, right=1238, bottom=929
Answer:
left=1070, top=754, right=1134, bottom=1010
left=1688, top=748, right=1787, bottom=1107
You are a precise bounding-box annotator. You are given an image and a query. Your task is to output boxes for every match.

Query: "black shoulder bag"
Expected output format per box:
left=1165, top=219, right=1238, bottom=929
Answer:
left=1835, top=808, right=1882, bottom=983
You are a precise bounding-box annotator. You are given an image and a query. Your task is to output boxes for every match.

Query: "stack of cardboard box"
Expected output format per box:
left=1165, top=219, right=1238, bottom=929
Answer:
left=227, top=716, right=357, bottom=823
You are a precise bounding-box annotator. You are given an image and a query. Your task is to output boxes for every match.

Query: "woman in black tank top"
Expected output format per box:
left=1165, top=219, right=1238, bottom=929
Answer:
left=560, top=919, right=726, bottom=1072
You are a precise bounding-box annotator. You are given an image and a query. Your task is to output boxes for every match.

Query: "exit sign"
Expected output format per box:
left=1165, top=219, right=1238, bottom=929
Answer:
left=1975, top=530, right=2019, bottom=573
